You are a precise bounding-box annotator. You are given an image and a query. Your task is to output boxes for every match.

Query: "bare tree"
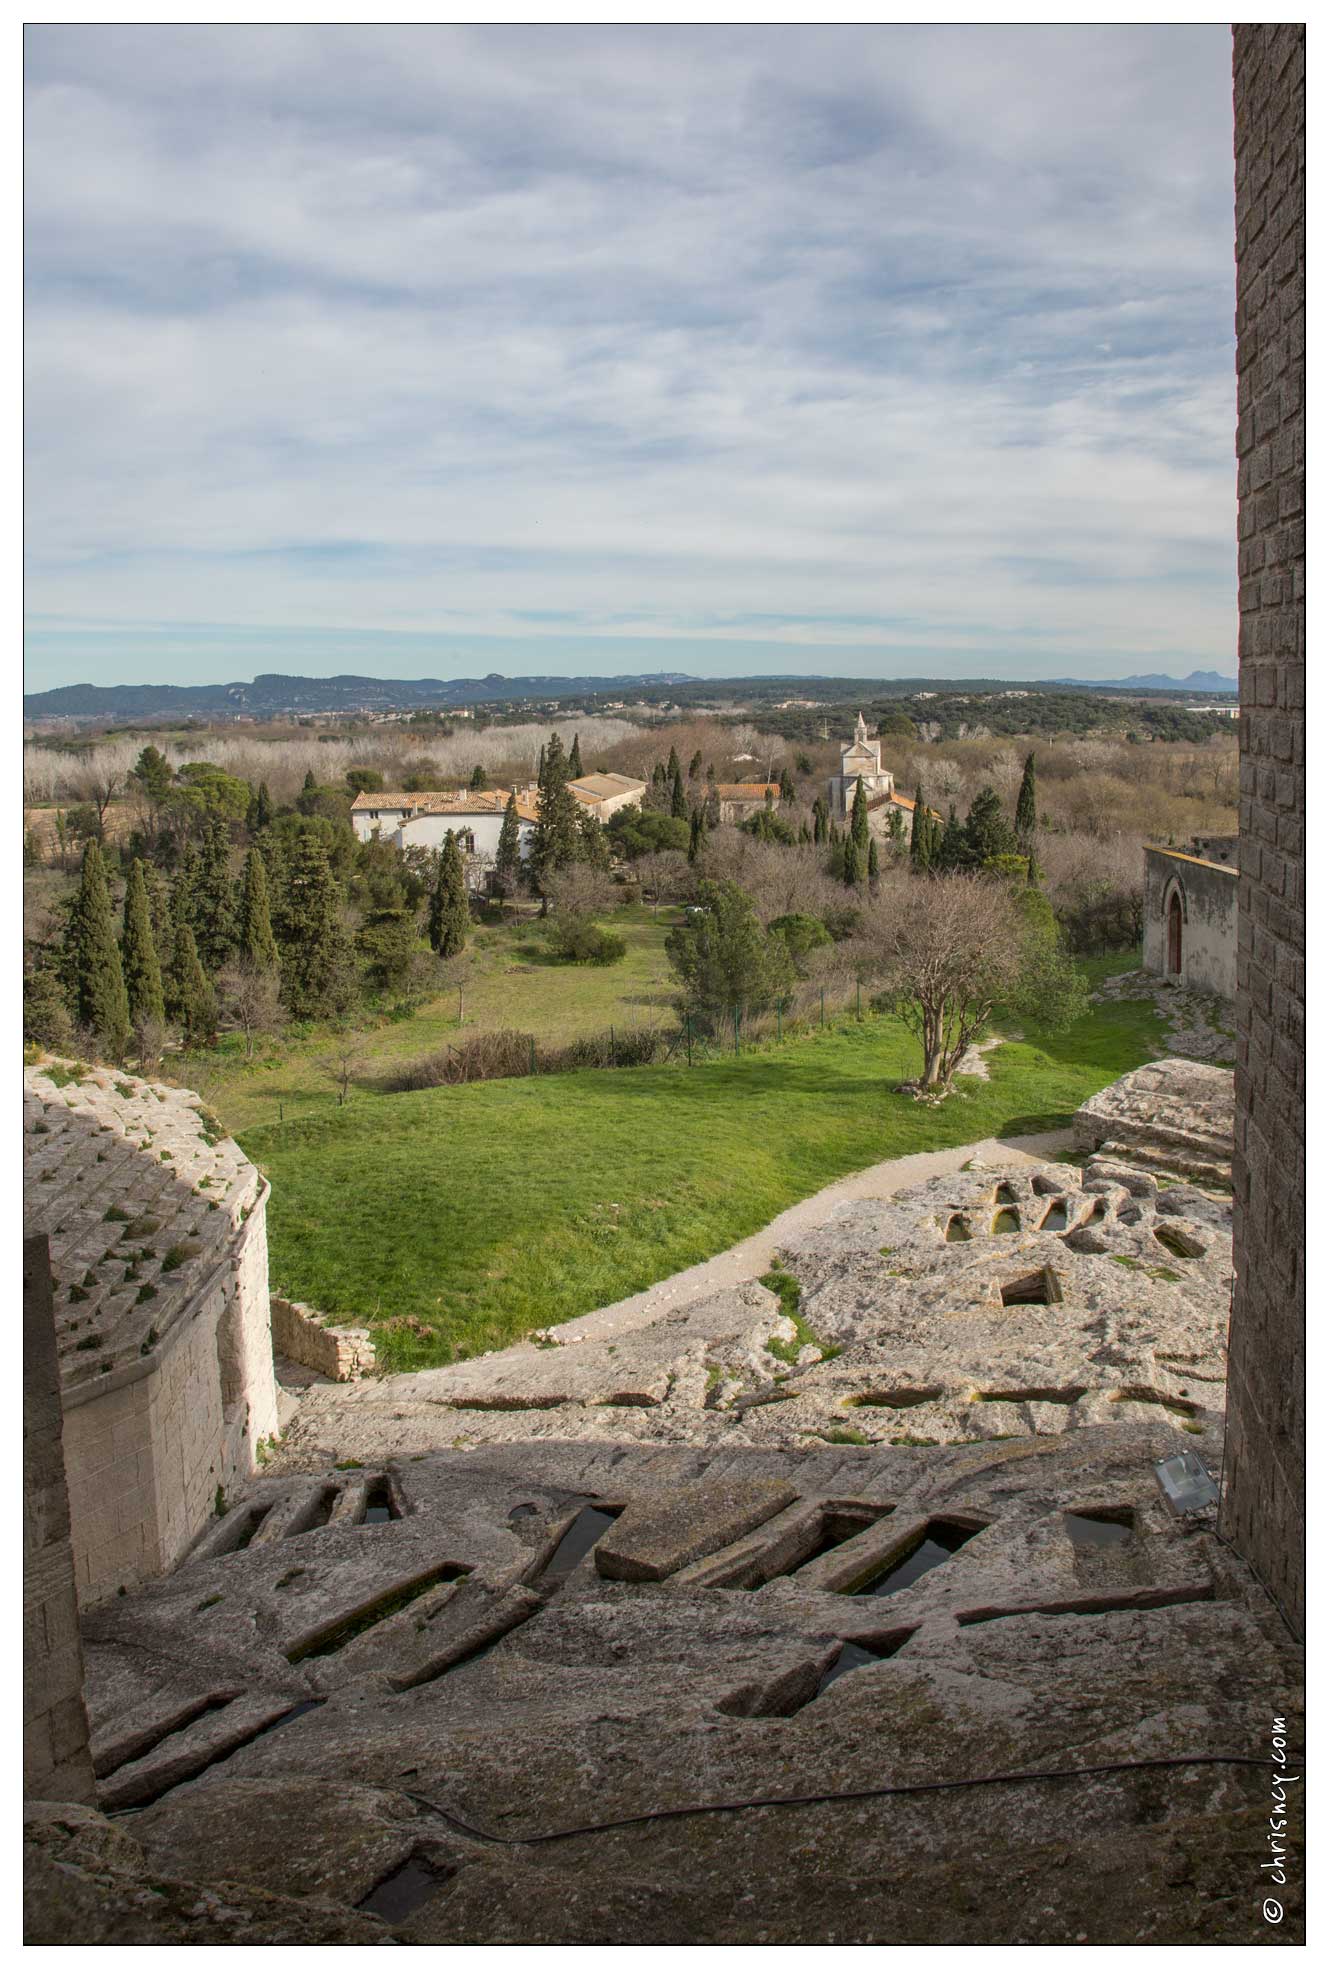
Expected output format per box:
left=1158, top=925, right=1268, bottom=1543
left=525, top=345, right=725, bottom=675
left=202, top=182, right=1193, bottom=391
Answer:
left=325, top=1037, right=365, bottom=1108
left=861, top=873, right=1067, bottom=1090
left=133, top=1013, right=173, bottom=1075
left=218, top=959, right=283, bottom=1063
left=542, top=863, right=618, bottom=919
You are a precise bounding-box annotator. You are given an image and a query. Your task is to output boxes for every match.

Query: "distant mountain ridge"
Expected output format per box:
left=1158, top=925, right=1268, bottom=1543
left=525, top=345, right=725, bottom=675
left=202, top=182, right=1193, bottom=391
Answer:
left=1053, top=669, right=1237, bottom=693
left=23, top=670, right=697, bottom=721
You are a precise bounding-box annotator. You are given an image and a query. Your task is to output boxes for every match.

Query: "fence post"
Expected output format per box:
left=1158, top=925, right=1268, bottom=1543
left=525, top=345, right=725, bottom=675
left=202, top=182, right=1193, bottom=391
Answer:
left=777, top=1001, right=782, bottom=1043
left=820, top=987, right=825, bottom=1028
left=733, top=1004, right=741, bottom=1057
left=686, top=1012, right=693, bottom=1067
left=529, top=1035, right=536, bottom=1076
left=610, top=1023, right=615, bottom=1067
left=856, top=981, right=862, bottom=1019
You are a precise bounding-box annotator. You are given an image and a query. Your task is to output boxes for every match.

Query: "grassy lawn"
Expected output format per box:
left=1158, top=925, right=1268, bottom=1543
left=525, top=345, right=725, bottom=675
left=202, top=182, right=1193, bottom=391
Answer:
left=177, top=905, right=681, bottom=1134
left=238, top=952, right=1166, bottom=1371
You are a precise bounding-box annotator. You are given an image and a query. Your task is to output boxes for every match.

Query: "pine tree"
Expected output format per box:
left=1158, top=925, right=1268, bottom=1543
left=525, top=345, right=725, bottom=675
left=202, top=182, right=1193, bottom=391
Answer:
left=236, top=848, right=279, bottom=970
left=193, top=818, right=236, bottom=971
left=670, top=765, right=687, bottom=820
left=120, top=859, right=165, bottom=1026
left=937, top=805, right=968, bottom=872
left=568, top=732, right=583, bottom=778
left=70, top=842, right=131, bottom=1055
left=1015, top=751, right=1037, bottom=845
left=868, top=837, right=880, bottom=882
left=276, top=837, right=353, bottom=1018
left=578, top=807, right=610, bottom=868
left=142, top=861, right=173, bottom=951
left=531, top=733, right=581, bottom=883
left=495, top=792, right=523, bottom=890
left=429, top=831, right=470, bottom=958
left=964, top=786, right=1017, bottom=865
left=166, top=920, right=216, bottom=1044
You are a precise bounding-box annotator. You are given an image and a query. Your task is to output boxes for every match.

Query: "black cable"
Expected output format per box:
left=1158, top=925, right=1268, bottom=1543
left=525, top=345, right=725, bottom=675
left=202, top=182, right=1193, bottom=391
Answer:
left=404, top=1748, right=1298, bottom=1850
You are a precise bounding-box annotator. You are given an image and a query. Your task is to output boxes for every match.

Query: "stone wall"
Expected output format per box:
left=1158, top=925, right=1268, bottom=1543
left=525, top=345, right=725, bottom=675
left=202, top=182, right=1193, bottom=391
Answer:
left=270, top=1296, right=377, bottom=1381
left=1221, top=24, right=1305, bottom=1635
left=23, top=1236, right=95, bottom=1802
left=1142, top=847, right=1237, bottom=999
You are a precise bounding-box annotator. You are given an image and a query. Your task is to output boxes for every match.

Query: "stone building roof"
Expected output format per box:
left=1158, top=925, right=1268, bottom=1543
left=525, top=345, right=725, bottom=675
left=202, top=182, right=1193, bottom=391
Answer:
left=23, top=1062, right=261, bottom=1396
left=567, top=773, right=645, bottom=803
left=350, top=789, right=539, bottom=823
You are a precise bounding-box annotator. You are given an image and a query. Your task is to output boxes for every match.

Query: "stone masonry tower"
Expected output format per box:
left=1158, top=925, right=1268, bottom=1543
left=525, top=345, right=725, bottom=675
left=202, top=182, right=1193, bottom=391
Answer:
left=1220, top=24, right=1305, bottom=1636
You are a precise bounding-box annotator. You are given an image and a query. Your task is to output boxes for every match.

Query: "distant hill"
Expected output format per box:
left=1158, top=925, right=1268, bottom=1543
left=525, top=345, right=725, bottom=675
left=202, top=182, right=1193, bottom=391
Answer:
left=22, top=670, right=697, bottom=723
left=1054, top=669, right=1237, bottom=694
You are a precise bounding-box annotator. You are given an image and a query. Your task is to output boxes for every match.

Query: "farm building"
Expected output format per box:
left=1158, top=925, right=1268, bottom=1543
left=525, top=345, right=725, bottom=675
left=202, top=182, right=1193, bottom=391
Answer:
left=1142, top=842, right=1238, bottom=1000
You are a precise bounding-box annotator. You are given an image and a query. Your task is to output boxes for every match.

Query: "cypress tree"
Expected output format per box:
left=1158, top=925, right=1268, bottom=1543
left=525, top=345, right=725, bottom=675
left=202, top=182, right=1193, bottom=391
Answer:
left=688, top=810, right=704, bottom=863
left=812, top=797, right=828, bottom=845
left=1015, top=751, right=1037, bottom=845
left=495, top=792, right=523, bottom=889
left=532, top=733, right=580, bottom=882
left=166, top=920, right=216, bottom=1044
left=568, top=732, right=583, bottom=778
left=779, top=767, right=796, bottom=804
left=671, top=764, right=687, bottom=820
left=850, top=778, right=870, bottom=853
left=689, top=749, right=703, bottom=779
left=173, top=842, right=201, bottom=934
left=429, top=831, right=470, bottom=957
left=237, top=848, right=279, bottom=970
left=799, top=821, right=811, bottom=846
left=843, top=836, right=862, bottom=887
left=868, top=837, right=880, bottom=882
left=121, top=858, right=165, bottom=1026
left=303, top=769, right=317, bottom=793
left=253, top=781, right=274, bottom=831
left=666, top=745, right=681, bottom=781
left=536, top=743, right=546, bottom=788
left=705, top=781, right=721, bottom=827
left=71, top=842, right=130, bottom=1055
left=276, top=836, right=352, bottom=1018
left=193, top=818, right=236, bottom=971
left=909, top=787, right=927, bottom=868
left=469, top=763, right=488, bottom=790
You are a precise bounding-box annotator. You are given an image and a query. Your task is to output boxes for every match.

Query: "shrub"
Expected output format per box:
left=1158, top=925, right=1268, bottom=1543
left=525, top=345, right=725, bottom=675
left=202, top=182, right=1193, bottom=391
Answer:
left=542, top=918, right=627, bottom=966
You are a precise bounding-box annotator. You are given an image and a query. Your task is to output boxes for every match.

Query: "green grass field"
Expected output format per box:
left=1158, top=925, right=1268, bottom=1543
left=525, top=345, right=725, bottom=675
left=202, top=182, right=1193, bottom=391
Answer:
left=238, top=952, right=1165, bottom=1370
left=177, top=905, right=680, bottom=1134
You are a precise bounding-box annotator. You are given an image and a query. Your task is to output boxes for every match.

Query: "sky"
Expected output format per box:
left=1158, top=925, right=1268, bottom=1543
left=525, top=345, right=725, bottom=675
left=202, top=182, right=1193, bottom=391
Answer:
left=24, top=23, right=1240, bottom=692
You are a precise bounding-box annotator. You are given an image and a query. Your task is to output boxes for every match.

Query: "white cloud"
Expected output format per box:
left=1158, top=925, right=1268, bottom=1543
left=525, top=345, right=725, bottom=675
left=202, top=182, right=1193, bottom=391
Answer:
left=24, top=23, right=1238, bottom=685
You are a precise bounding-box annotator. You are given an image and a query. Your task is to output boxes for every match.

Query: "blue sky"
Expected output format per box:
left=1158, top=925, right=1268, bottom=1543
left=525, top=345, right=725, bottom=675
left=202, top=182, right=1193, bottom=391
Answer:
left=24, top=24, right=1239, bottom=691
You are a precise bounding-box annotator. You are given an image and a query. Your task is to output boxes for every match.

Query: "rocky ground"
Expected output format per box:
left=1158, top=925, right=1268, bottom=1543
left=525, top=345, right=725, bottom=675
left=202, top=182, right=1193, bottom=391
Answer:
left=1092, top=970, right=1237, bottom=1064
left=29, top=1428, right=1302, bottom=1944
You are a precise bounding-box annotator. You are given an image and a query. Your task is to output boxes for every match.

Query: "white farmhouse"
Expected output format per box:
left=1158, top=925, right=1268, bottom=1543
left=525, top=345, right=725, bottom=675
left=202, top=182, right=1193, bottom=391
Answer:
left=350, top=788, right=539, bottom=879
left=567, top=772, right=646, bottom=820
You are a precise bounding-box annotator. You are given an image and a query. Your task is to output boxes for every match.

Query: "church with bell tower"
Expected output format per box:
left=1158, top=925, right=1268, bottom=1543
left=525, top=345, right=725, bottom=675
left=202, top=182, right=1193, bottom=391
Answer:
left=827, top=712, right=895, bottom=818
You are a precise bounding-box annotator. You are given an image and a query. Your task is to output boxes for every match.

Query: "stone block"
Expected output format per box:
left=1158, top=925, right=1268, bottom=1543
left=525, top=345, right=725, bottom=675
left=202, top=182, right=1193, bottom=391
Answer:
left=595, top=1478, right=799, bottom=1582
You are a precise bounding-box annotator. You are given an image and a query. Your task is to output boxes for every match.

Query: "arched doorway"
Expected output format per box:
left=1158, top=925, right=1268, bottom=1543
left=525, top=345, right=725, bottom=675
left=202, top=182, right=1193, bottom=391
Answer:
left=1167, top=891, right=1183, bottom=977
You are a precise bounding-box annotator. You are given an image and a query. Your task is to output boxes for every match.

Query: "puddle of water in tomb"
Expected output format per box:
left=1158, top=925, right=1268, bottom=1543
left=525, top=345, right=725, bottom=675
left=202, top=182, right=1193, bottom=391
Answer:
left=1039, top=1201, right=1070, bottom=1234
left=814, top=1634, right=914, bottom=1695
left=945, top=1215, right=973, bottom=1243
left=356, top=1856, right=451, bottom=1923
left=991, top=1210, right=1021, bottom=1235
left=854, top=1522, right=979, bottom=1598
left=1064, top=1512, right=1134, bottom=1550
left=544, top=1505, right=621, bottom=1578
left=364, top=1506, right=392, bottom=1524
